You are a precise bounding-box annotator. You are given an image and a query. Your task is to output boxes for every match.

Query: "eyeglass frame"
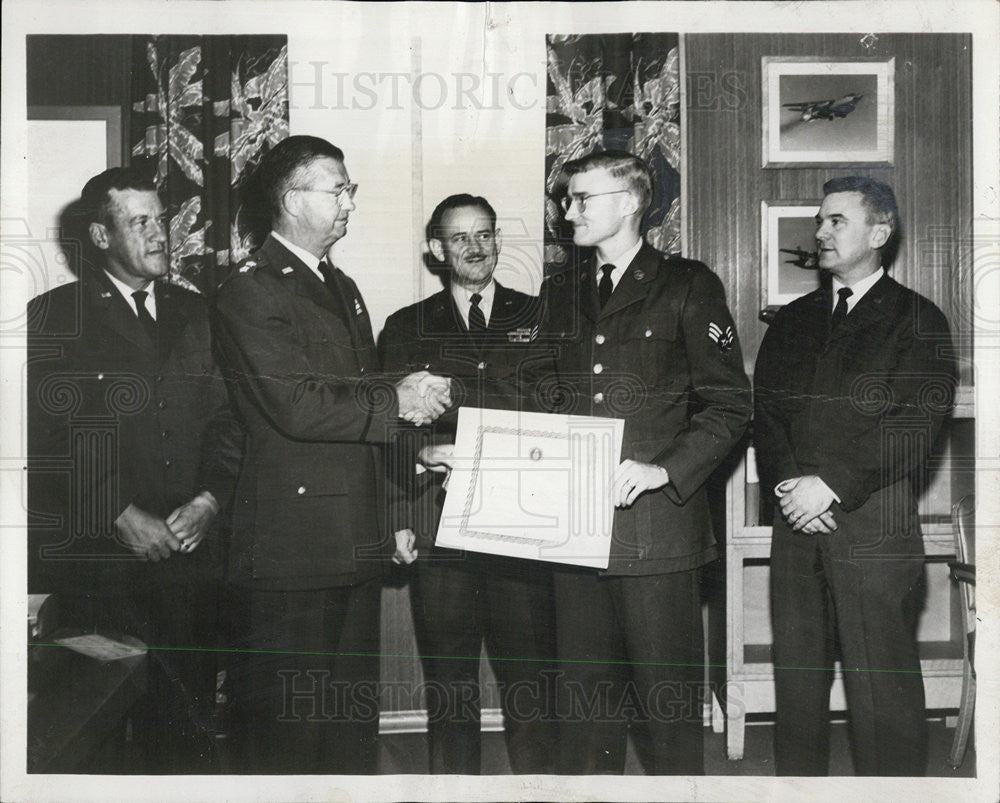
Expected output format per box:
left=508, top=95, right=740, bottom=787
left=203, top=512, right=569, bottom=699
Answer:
left=560, top=189, right=631, bottom=214
left=291, top=183, right=359, bottom=202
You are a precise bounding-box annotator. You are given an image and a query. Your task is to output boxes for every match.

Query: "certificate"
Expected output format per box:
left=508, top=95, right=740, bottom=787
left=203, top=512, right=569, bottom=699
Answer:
left=435, top=407, right=624, bottom=568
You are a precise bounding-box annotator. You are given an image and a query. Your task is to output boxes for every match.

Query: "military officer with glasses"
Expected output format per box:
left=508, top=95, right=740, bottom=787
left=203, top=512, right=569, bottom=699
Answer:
left=541, top=150, right=751, bottom=775
left=213, top=135, right=450, bottom=773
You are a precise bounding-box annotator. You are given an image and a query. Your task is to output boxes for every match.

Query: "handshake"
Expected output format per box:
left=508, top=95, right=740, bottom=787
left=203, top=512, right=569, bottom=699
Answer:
left=395, top=370, right=452, bottom=426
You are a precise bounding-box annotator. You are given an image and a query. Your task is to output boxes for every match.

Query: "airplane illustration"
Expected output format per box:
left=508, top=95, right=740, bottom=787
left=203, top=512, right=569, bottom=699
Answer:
left=782, top=93, right=864, bottom=122
left=780, top=247, right=819, bottom=270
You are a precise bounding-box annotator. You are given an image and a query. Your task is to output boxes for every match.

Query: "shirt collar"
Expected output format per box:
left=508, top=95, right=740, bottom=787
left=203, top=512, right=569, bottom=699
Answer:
left=103, top=269, right=156, bottom=319
left=832, top=267, right=885, bottom=313
left=596, top=237, right=643, bottom=288
left=451, top=279, right=497, bottom=328
left=272, top=230, right=325, bottom=282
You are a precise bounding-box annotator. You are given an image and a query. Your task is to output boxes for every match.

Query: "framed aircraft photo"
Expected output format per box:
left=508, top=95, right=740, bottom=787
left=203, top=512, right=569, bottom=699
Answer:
left=761, top=200, right=822, bottom=310
left=762, top=57, right=894, bottom=166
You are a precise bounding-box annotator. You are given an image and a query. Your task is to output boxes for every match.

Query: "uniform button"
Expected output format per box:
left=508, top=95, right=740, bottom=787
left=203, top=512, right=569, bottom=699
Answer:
left=158, top=400, right=167, bottom=409
left=593, top=363, right=603, bottom=374
left=360, top=367, right=366, bottom=374
left=156, top=375, right=164, bottom=383
left=297, top=486, right=306, bottom=495
left=594, top=392, right=604, bottom=404
left=645, top=329, right=653, bottom=338
left=164, top=459, right=171, bottom=467
left=97, top=372, right=104, bottom=380
left=477, top=361, right=486, bottom=370
left=161, top=430, right=169, bottom=439
left=595, top=334, right=605, bottom=345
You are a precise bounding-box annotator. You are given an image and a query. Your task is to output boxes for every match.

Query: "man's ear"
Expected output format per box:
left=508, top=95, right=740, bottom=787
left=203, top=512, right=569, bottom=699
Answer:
left=870, top=223, right=891, bottom=250
left=281, top=188, right=301, bottom=219
left=620, top=192, right=641, bottom=218
left=494, top=228, right=502, bottom=254
left=89, top=221, right=110, bottom=251
left=428, top=238, right=445, bottom=263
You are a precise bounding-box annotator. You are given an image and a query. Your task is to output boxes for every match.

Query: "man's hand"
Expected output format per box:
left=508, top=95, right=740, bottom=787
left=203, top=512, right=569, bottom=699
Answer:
left=613, top=459, right=670, bottom=508
left=392, top=529, right=419, bottom=565
left=166, top=491, right=219, bottom=553
left=418, top=443, right=455, bottom=473
left=798, top=510, right=838, bottom=534
left=115, top=503, right=181, bottom=561
left=396, top=371, right=451, bottom=425
left=778, top=475, right=837, bottom=531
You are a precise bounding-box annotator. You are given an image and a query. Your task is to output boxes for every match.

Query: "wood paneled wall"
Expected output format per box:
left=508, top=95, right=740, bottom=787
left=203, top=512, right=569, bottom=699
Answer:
left=684, top=34, right=973, bottom=384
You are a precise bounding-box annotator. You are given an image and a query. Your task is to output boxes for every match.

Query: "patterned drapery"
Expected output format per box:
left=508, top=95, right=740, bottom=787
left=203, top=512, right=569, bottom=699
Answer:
left=130, top=35, right=289, bottom=294
left=545, top=33, right=682, bottom=273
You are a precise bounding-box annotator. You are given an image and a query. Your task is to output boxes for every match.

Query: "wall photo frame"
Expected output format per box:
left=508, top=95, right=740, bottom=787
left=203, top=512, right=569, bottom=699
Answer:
left=761, top=200, right=822, bottom=311
left=762, top=57, right=894, bottom=167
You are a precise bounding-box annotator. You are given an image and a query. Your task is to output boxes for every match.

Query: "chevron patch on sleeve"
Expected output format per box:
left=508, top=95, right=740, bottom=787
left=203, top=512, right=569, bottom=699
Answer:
left=708, top=322, right=734, bottom=351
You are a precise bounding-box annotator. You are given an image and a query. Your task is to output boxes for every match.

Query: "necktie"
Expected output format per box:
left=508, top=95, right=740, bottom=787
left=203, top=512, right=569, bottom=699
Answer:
left=468, top=292, right=487, bottom=332
left=318, top=258, right=338, bottom=291
left=598, top=264, right=614, bottom=309
left=830, top=287, right=853, bottom=332
left=132, top=289, right=158, bottom=344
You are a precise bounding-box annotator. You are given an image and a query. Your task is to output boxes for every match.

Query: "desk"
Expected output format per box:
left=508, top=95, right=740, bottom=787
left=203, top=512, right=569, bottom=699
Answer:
left=28, top=637, right=146, bottom=773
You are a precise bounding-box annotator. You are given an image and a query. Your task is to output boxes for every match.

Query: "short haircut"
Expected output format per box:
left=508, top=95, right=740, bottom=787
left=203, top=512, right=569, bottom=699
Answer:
left=253, top=135, right=345, bottom=223
left=563, top=150, right=653, bottom=215
left=426, top=193, right=497, bottom=242
left=80, top=167, right=157, bottom=228
left=822, top=175, right=900, bottom=235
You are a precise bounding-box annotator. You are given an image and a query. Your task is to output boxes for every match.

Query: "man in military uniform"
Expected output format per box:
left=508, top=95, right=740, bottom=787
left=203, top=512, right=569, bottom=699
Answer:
left=542, top=151, right=751, bottom=775
left=380, top=193, right=557, bottom=774
left=212, top=135, right=448, bottom=773
left=27, top=167, right=242, bottom=772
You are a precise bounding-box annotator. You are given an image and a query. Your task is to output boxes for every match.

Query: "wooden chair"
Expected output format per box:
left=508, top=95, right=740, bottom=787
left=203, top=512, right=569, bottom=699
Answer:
left=947, top=494, right=975, bottom=769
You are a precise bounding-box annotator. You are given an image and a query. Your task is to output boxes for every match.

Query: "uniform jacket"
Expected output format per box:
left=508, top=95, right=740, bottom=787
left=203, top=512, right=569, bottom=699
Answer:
left=213, top=234, right=396, bottom=588
left=542, top=242, right=752, bottom=575
left=27, top=269, right=241, bottom=593
left=378, top=282, right=553, bottom=547
left=753, top=273, right=956, bottom=550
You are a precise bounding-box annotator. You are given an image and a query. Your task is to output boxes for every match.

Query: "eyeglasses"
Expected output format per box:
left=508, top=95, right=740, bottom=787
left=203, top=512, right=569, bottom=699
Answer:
left=560, top=190, right=630, bottom=214
left=295, top=183, right=359, bottom=201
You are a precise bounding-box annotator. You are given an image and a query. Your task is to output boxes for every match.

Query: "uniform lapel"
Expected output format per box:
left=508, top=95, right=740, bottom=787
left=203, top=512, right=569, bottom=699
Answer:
left=154, top=282, right=190, bottom=360
left=827, top=273, right=898, bottom=344
left=599, top=242, right=659, bottom=320
left=85, top=271, right=154, bottom=353
left=261, top=235, right=343, bottom=318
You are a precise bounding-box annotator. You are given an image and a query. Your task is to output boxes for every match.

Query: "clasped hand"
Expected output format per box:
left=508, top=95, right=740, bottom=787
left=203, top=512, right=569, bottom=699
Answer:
left=777, top=475, right=838, bottom=534
left=115, top=491, right=219, bottom=560
left=396, top=370, right=451, bottom=426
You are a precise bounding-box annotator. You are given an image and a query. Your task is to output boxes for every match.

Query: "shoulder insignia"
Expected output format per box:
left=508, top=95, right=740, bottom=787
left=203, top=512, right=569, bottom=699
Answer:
left=238, top=259, right=259, bottom=274
left=100, top=291, right=112, bottom=298
left=354, top=298, right=364, bottom=315
left=633, top=269, right=646, bottom=281
left=281, top=266, right=294, bottom=275
left=708, top=322, right=734, bottom=351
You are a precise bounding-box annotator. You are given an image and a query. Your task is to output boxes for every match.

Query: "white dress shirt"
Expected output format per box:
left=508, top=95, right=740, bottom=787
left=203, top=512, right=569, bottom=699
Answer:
left=451, top=280, right=496, bottom=330
left=104, top=270, right=157, bottom=320
left=595, top=237, right=644, bottom=293
left=831, top=267, right=885, bottom=313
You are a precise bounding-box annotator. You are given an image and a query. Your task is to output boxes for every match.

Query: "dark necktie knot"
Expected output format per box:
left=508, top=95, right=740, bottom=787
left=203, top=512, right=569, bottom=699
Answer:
left=318, top=258, right=337, bottom=287
left=831, top=286, right=853, bottom=332
left=598, top=264, right=614, bottom=309
left=132, top=289, right=158, bottom=343
left=468, top=292, right=487, bottom=332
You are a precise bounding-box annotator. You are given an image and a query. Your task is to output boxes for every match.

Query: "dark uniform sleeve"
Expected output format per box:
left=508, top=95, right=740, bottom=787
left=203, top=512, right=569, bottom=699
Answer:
left=752, top=315, right=803, bottom=494
left=658, top=267, right=752, bottom=504
left=214, top=268, right=400, bottom=443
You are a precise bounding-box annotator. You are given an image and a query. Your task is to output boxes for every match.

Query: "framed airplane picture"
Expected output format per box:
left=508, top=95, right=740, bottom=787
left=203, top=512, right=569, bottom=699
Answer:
left=761, top=57, right=894, bottom=167
left=761, top=200, right=822, bottom=312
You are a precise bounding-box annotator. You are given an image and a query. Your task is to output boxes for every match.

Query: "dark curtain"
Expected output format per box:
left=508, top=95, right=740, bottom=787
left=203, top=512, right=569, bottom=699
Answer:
left=545, top=33, right=682, bottom=273
left=129, top=35, right=289, bottom=294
